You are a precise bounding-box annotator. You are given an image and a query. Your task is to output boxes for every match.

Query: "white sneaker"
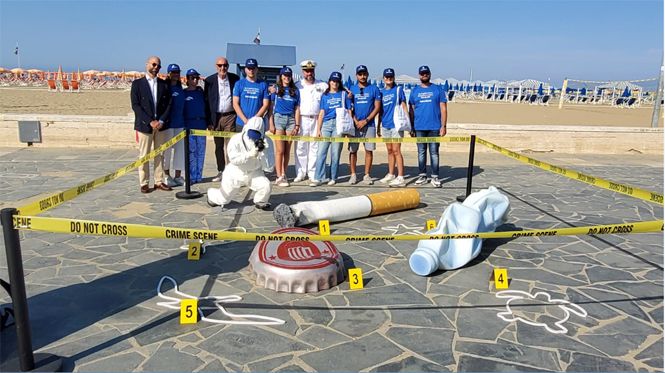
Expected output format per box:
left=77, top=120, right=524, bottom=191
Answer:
left=164, top=175, right=178, bottom=188
left=277, top=176, right=290, bottom=187
left=363, top=174, right=374, bottom=185
left=309, top=180, right=321, bottom=187
left=415, top=175, right=429, bottom=185
left=348, top=174, right=357, bottom=185
left=379, top=174, right=395, bottom=183
left=173, top=176, right=185, bottom=186
left=389, top=176, right=406, bottom=187
left=327, top=179, right=336, bottom=186
left=212, top=172, right=223, bottom=182
left=430, top=176, right=442, bottom=188
left=293, top=174, right=306, bottom=183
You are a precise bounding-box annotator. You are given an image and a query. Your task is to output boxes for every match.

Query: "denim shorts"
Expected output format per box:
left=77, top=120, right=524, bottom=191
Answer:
left=381, top=127, right=404, bottom=139
left=274, top=113, right=296, bottom=132
left=348, top=125, right=376, bottom=152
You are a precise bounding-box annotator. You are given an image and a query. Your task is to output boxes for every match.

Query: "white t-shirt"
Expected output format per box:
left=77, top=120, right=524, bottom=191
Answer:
left=296, top=79, right=328, bottom=116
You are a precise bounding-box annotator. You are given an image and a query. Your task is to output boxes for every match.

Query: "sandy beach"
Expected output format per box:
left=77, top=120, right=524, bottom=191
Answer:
left=0, top=87, right=661, bottom=127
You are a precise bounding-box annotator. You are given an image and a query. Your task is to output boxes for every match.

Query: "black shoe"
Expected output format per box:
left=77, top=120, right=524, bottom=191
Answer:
left=255, top=202, right=272, bottom=211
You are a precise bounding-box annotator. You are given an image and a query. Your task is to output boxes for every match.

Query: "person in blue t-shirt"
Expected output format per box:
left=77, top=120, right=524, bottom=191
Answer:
left=378, top=68, right=408, bottom=187
left=268, top=66, right=301, bottom=187
left=349, top=65, right=382, bottom=185
left=163, top=63, right=186, bottom=187
left=232, top=58, right=270, bottom=129
left=408, top=65, right=448, bottom=188
left=183, top=69, right=207, bottom=184
left=311, top=71, right=352, bottom=187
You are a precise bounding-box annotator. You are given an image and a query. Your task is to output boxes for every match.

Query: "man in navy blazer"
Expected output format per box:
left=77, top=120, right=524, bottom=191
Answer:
left=131, top=55, right=173, bottom=193
left=204, top=56, right=240, bottom=182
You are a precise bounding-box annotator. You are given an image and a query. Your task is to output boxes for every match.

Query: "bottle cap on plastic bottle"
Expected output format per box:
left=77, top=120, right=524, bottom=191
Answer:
left=249, top=227, right=345, bottom=293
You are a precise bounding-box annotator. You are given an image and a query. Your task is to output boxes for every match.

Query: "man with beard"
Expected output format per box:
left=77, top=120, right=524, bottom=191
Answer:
left=130, top=55, right=172, bottom=193
left=293, top=59, right=328, bottom=183
left=349, top=65, right=381, bottom=185
left=408, top=65, right=448, bottom=188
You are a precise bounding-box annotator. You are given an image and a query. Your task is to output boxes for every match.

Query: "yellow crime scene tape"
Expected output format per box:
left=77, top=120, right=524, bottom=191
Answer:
left=12, top=215, right=663, bottom=242
left=476, top=138, right=664, bottom=206
left=190, top=130, right=470, bottom=144
left=17, top=131, right=186, bottom=216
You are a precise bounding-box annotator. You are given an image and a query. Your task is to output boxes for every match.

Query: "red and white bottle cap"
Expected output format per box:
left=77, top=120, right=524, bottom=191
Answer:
left=249, top=227, right=345, bottom=293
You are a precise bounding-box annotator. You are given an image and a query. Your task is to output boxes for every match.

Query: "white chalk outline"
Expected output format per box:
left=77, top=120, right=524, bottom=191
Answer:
left=381, top=224, right=424, bottom=236
left=496, top=290, right=587, bottom=334
left=156, top=276, right=285, bottom=326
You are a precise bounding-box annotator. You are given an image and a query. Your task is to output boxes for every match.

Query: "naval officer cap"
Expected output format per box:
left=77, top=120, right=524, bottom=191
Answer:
left=300, top=59, right=317, bottom=69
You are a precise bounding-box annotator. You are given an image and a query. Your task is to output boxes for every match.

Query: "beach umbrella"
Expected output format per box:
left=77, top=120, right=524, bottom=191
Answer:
left=537, top=83, right=544, bottom=96
left=442, top=81, right=449, bottom=91
left=378, top=81, right=384, bottom=89
left=0, top=67, right=8, bottom=73
left=622, top=86, right=630, bottom=97
left=580, top=87, right=587, bottom=96
left=11, top=68, right=24, bottom=76
left=550, top=87, right=555, bottom=95
left=56, top=65, right=63, bottom=80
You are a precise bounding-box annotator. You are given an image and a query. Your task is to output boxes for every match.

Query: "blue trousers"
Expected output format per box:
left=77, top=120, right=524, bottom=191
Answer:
left=416, top=130, right=440, bottom=177
left=314, top=119, right=343, bottom=181
left=189, top=135, right=206, bottom=183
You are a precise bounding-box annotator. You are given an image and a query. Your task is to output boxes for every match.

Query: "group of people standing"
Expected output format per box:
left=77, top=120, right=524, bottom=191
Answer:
left=130, top=55, right=448, bottom=195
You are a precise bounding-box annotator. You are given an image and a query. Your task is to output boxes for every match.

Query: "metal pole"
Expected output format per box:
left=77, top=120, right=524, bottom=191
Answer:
left=1, top=208, right=35, bottom=371
left=176, top=129, right=202, bottom=200
left=456, top=135, right=476, bottom=202
left=651, top=63, right=663, bottom=128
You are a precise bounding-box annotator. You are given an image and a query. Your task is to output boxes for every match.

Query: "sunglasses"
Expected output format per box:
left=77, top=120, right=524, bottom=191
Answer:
left=360, top=88, right=364, bottom=94
left=302, top=69, right=314, bottom=73
left=188, top=76, right=200, bottom=80
left=151, top=63, right=162, bottom=68
left=217, top=63, right=229, bottom=68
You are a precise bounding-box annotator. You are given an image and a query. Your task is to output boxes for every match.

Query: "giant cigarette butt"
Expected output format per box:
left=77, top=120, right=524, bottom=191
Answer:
left=367, top=189, right=420, bottom=216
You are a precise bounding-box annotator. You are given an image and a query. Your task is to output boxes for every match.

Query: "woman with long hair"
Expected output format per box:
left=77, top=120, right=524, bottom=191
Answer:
left=310, top=71, right=351, bottom=186
left=268, top=67, right=300, bottom=187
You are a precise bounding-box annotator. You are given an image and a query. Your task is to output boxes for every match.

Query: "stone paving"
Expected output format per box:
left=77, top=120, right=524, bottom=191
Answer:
left=0, top=144, right=662, bottom=372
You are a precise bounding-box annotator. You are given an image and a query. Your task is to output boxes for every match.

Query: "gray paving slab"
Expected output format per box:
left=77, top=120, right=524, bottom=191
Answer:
left=0, top=147, right=662, bottom=371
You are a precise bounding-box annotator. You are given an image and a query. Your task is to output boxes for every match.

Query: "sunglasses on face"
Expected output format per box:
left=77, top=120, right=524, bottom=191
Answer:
left=188, top=76, right=200, bottom=80
left=217, top=63, right=229, bottom=68
left=303, top=69, right=314, bottom=73
left=151, top=63, right=161, bottom=68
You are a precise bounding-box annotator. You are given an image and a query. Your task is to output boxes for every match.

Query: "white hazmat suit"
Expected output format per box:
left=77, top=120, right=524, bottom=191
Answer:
left=207, top=117, right=275, bottom=209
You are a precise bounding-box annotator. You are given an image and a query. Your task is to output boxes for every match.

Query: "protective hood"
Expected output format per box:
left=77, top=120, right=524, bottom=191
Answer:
left=243, top=117, right=265, bottom=136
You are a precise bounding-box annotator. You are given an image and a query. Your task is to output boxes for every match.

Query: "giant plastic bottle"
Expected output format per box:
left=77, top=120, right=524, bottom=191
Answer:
left=409, top=186, right=510, bottom=276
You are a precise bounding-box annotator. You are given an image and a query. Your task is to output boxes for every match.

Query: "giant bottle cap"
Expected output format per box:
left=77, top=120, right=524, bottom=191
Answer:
left=248, top=227, right=345, bottom=293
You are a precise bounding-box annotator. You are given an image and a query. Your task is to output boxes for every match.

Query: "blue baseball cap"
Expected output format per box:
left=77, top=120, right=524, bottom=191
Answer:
left=280, top=66, right=293, bottom=76
left=418, top=65, right=431, bottom=75
left=167, top=64, right=180, bottom=73
left=329, top=71, right=342, bottom=82
left=356, top=65, right=368, bottom=74
left=383, top=68, right=395, bottom=77
left=185, top=68, right=200, bottom=77
left=245, top=58, right=258, bottom=68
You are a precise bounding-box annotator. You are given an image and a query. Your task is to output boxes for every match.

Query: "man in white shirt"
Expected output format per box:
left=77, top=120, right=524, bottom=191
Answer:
left=293, top=59, right=328, bottom=183
left=204, top=56, right=240, bottom=182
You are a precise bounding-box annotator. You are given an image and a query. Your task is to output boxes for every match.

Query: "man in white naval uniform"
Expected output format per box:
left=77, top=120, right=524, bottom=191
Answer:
left=293, top=59, right=328, bottom=183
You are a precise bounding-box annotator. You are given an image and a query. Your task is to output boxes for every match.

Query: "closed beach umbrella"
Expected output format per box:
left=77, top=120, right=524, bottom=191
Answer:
left=537, top=83, right=543, bottom=96
left=580, top=87, right=587, bottom=96
left=56, top=65, right=63, bottom=80
left=442, top=81, right=449, bottom=91
left=622, top=86, right=630, bottom=97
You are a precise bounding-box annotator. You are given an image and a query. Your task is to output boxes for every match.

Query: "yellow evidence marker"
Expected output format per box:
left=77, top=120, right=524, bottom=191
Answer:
left=426, top=219, right=437, bottom=231
left=180, top=299, right=198, bottom=324
left=319, top=220, right=330, bottom=235
left=493, top=268, right=509, bottom=289
left=348, top=268, right=364, bottom=290
left=187, top=240, right=202, bottom=260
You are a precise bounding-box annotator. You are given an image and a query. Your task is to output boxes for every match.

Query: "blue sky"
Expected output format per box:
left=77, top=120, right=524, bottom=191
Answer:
left=0, top=0, right=662, bottom=86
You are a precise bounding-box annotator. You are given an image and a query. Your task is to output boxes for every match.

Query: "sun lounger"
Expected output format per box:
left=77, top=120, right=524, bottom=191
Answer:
left=539, top=95, right=551, bottom=105
left=61, top=80, right=71, bottom=92
left=71, top=80, right=80, bottom=92
left=47, top=79, right=57, bottom=92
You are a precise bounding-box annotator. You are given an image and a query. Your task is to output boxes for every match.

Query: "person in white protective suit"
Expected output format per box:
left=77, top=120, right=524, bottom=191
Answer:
left=207, top=117, right=274, bottom=210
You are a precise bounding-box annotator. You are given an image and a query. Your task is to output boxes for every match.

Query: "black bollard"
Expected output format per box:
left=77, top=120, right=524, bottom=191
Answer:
left=456, top=135, right=476, bottom=202
left=1, top=208, right=63, bottom=372
left=176, top=128, right=202, bottom=200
